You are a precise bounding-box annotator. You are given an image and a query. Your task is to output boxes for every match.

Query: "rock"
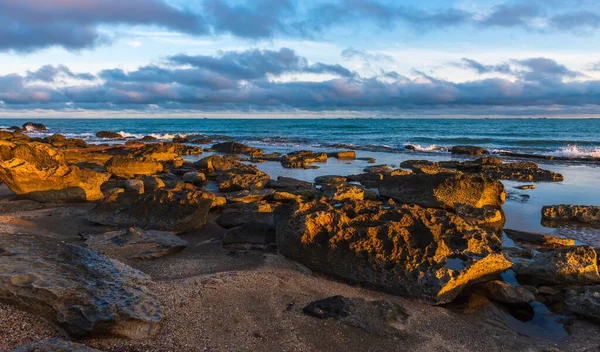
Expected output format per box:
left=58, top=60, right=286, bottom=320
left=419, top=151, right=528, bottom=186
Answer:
left=377, top=173, right=506, bottom=211
left=364, top=164, right=391, bottom=173
left=542, top=205, right=600, bottom=224
left=182, top=171, right=206, bottom=186
left=454, top=203, right=504, bottom=225
left=216, top=211, right=274, bottom=229
left=141, top=135, right=157, bottom=141
left=0, top=234, right=162, bottom=338
left=225, top=189, right=275, bottom=203
left=281, top=150, right=327, bottom=169
left=105, top=156, right=163, bottom=179
left=328, top=151, right=356, bottom=159
left=47, top=134, right=67, bottom=147
left=314, top=175, right=348, bottom=185
left=96, top=131, right=124, bottom=139
left=321, top=184, right=365, bottom=201
left=22, top=121, right=47, bottom=131
left=566, top=287, right=600, bottom=323
left=0, top=143, right=110, bottom=202
left=193, top=154, right=244, bottom=173
left=476, top=280, right=535, bottom=304
left=275, top=199, right=512, bottom=304
left=480, top=162, right=563, bottom=182
left=127, top=143, right=181, bottom=162
left=217, top=170, right=270, bottom=192
left=11, top=338, right=104, bottom=352
left=142, top=176, right=166, bottom=191
left=451, top=146, right=488, bottom=155
left=211, top=141, right=263, bottom=156
left=515, top=246, right=600, bottom=286
left=88, top=183, right=214, bottom=233
left=222, top=224, right=275, bottom=250
left=302, top=296, right=408, bottom=336
left=124, top=179, right=145, bottom=194
left=504, top=229, right=575, bottom=248
left=83, top=227, right=188, bottom=260
left=515, top=185, right=536, bottom=190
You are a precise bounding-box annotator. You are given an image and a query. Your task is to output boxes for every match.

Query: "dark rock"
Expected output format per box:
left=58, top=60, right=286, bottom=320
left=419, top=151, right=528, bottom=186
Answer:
left=0, top=234, right=162, bottom=338
left=211, top=141, right=263, bottom=156
left=542, top=205, right=600, bottom=224
left=11, top=338, right=104, bottom=352
left=22, top=122, right=47, bottom=131
left=451, top=146, right=488, bottom=155
left=327, top=150, right=356, bottom=159
left=216, top=211, right=274, bottom=229
left=504, top=229, right=575, bottom=248
left=303, top=296, right=408, bottom=336
left=222, top=224, right=275, bottom=250
left=96, top=131, right=124, bottom=139
left=141, top=135, right=157, bottom=141
left=124, top=179, right=145, bottom=194
left=566, top=286, right=600, bottom=323
left=475, top=280, right=535, bottom=304
left=515, top=246, right=600, bottom=285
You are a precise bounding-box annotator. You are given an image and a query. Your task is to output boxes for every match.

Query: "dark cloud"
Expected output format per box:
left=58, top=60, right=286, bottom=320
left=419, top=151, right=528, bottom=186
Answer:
left=480, top=5, right=541, bottom=27
left=452, top=58, right=513, bottom=75
left=2, top=50, right=600, bottom=115
left=26, top=65, right=96, bottom=83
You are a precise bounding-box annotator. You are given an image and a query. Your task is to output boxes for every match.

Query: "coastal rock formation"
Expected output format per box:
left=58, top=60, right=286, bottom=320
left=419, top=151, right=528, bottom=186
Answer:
left=515, top=246, right=600, bottom=285
left=83, top=227, right=188, bottom=260
left=96, top=131, right=124, bottom=139
left=282, top=150, right=327, bottom=169
left=376, top=173, right=506, bottom=211
left=275, top=199, right=512, bottom=304
left=504, top=229, right=575, bottom=248
left=88, top=183, right=214, bottom=233
left=566, top=287, right=600, bottom=323
left=105, top=156, right=164, bottom=178
left=475, top=280, right=535, bottom=305
left=451, top=146, right=488, bottom=155
left=216, top=170, right=270, bottom=192
left=211, top=141, right=263, bottom=156
left=0, top=143, right=110, bottom=202
left=327, top=151, right=356, bottom=159
left=22, top=121, right=47, bottom=131
left=11, top=338, right=104, bottom=352
left=0, top=234, right=163, bottom=339
left=542, top=205, right=600, bottom=224
left=303, top=296, right=408, bottom=336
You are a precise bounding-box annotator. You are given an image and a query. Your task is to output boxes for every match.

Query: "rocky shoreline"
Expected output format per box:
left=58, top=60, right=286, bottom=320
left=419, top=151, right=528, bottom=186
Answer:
left=1, top=122, right=599, bottom=351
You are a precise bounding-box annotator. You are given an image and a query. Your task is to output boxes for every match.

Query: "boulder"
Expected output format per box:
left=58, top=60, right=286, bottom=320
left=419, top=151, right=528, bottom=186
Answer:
left=95, top=131, right=124, bottom=139
left=515, top=246, right=600, bottom=286
left=124, top=179, right=145, bottom=194
left=542, top=205, right=600, bottom=224
left=321, top=184, right=366, bottom=201
left=0, top=234, right=162, bottom=338
left=451, top=146, right=488, bottom=155
left=216, top=170, right=270, bottom=192
left=141, top=176, right=165, bottom=191
left=328, top=151, right=356, bottom=160
left=303, top=296, right=408, bottom=336
left=475, top=280, right=535, bottom=305
left=11, top=338, right=103, bottom=352
left=211, top=141, right=263, bottom=156
left=275, top=199, right=512, bottom=304
left=0, top=143, right=109, bottom=202
left=105, top=156, right=163, bottom=179
left=83, top=227, right=188, bottom=260
left=22, top=121, right=47, bottom=131
left=182, top=171, right=206, bottom=186
left=566, top=287, right=600, bottom=323
left=504, top=229, right=575, bottom=248
left=47, top=134, right=67, bottom=147
left=377, top=173, right=506, bottom=211
left=88, top=183, right=214, bottom=233
left=141, top=135, right=157, bottom=141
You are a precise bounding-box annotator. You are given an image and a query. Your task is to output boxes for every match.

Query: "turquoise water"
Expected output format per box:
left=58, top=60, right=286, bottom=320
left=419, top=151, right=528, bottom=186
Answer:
left=2, top=118, right=600, bottom=157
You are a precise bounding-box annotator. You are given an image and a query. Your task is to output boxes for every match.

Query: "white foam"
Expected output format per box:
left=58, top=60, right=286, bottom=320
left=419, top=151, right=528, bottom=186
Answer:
left=552, top=145, right=600, bottom=158
left=406, top=143, right=448, bottom=152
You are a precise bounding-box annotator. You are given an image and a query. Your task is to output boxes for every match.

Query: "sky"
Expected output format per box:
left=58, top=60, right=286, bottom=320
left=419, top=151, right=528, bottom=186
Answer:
left=2, top=0, right=600, bottom=117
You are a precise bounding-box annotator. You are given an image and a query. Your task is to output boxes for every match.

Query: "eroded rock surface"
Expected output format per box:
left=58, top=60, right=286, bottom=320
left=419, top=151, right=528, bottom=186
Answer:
left=275, top=199, right=512, bottom=304
left=542, top=205, right=600, bottom=224
left=11, top=338, right=104, bottom=352
left=0, top=234, right=163, bottom=339
left=515, top=246, right=600, bottom=285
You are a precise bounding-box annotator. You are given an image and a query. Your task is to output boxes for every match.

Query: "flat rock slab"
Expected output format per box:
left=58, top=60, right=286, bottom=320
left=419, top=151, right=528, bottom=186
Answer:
left=303, top=295, right=408, bottom=337
left=11, top=338, right=104, bottom=352
left=83, top=227, right=188, bottom=260
left=0, top=234, right=163, bottom=339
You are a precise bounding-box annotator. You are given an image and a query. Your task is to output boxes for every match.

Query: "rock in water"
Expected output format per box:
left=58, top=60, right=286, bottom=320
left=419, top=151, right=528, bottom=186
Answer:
left=450, top=146, right=488, bottom=155
left=542, top=205, right=600, bottom=224
left=11, top=338, right=104, bottom=352
left=566, top=287, right=600, bottom=323
left=303, top=295, right=408, bottom=336
left=83, top=227, right=188, bottom=260
left=377, top=173, right=506, bottom=211
left=0, top=143, right=109, bottom=202
left=0, top=234, right=163, bottom=339
left=275, top=199, right=512, bottom=304
left=515, top=246, right=600, bottom=285
left=88, top=183, right=214, bottom=233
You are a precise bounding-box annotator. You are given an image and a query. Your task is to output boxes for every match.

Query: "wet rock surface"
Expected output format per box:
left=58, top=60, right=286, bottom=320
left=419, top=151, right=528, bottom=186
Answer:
left=11, top=338, right=104, bottom=352
left=542, top=205, right=600, bottom=224
left=0, top=234, right=163, bottom=339
left=275, top=199, right=512, bottom=304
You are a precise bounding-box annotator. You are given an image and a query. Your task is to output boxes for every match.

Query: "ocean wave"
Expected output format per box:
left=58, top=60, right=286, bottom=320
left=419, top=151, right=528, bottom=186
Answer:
left=404, top=143, right=448, bottom=152
left=551, top=145, right=600, bottom=158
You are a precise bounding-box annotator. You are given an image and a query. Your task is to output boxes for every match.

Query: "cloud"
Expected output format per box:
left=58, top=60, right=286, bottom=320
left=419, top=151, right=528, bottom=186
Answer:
left=341, top=47, right=394, bottom=63
left=452, top=58, right=513, bottom=75
left=2, top=50, right=600, bottom=114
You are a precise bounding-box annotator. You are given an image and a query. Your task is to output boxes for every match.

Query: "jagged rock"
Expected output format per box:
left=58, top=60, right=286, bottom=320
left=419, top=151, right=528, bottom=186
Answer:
left=225, top=189, right=275, bottom=203
left=193, top=154, right=243, bottom=173
left=328, top=151, right=356, bottom=159
left=504, top=229, right=575, bottom=248
left=216, top=169, right=270, bottom=192
left=216, top=211, right=274, bottom=229
left=96, top=131, right=123, bottom=139
left=281, top=150, right=327, bottom=169
left=454, top=203, right=504, bottom=225
left=182, top=171, right=206, bottom=186
left=275, top=199, right=512, bottom=304
left=222, top=224, right=275, bottom=250
left=83, top=227, right=188, bottom=260
left=88, top=183, right=214, bottom=233
left=303, top=296, right=408, bottom=336
left=11, top=338, right=104, bottom=352
left=542, top=205, right=600, bottom=224
left=46, top=134, right=67, bottom=147
left=124, top=179, right=145, bottom=194
left=515, top=246, right=600, bottom=285
left=479, top=162, right=563, bottom=182
left=267, top=176, right=318, bottom=199
left=321, top=183, right=366, bottom=201
left=377, top=173, right=506, bottom=211
left=127, top=143, right=179, bottom=162
left=314, top=175, right=348, bottom=185
left=566, top=287, right=600, bottom=323
left=211, top=141, right=263, bottom=156
left=0, top=143, right=110, bottom=202
left=451, top=146, right=488, bottom=155
left=475, top=280, right=535, bottom=304
left=22, top=122, right=47, bottom=131
left=105, top=156, right=163, bottom=179
left=0, top=234, right=162, bottom=338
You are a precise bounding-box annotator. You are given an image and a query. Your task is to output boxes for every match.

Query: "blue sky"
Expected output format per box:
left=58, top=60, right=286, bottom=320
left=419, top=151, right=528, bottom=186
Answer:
left=2, top=0, right=600, bottom=116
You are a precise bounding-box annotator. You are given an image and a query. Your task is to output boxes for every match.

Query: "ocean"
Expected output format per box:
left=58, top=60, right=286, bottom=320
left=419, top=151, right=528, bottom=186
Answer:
left=1, top=118, right=600, bottom=158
